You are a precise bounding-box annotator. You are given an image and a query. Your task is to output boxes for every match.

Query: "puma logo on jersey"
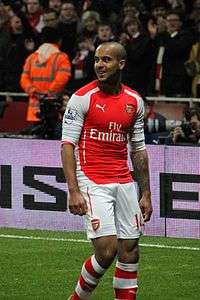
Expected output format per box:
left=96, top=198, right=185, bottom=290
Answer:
left=96, top=104, right=106, bottom=112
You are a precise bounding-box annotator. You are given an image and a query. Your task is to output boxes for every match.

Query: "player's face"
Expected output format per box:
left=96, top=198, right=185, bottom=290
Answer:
left=94, top=45, right=125, bottom=82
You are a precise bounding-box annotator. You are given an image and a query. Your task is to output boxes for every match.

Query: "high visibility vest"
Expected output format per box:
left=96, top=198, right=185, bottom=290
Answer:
left=20, top=49, right=71, bottom=121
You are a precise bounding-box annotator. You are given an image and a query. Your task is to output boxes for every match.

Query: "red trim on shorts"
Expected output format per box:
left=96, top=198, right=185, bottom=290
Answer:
left=87, top=187, right=93, bottom=216
left=135, top=214, right=139, bottom=230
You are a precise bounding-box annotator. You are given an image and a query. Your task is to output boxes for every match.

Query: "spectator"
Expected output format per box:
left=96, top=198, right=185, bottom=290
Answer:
left=147, top=4, right=168, bottom=38
left=77, top=0, right=123, bottom=24
left=58, top=0, right=81, bottom=59
left=20, top=26, right=71, bottom=125
left=185, top=41, right=200, bottom=98
left=167, top=0, right=186, bottom=15
left=0, top=2, right=10, bottom=95
left=48, top=0, right=62, bottom=14
left=144, top=99, right=170, bottom=144
left=25, top=0, right=45, bottom=35
left=94, top=21, right=116, bottom=48
left=120, top=17, right=155, bottom=96
left=122, top=0, right=142, bottom=19
left=2, top=0, right=15, bottom=17
left=52, top=90, right=71, bottom=139
left=166, top=108, right=200, bottom=144
left=187, top=0, right=200, bottom=27
left=153, top=11, right=195, bottom=96
left=43, top=8, right=58, bottom=28
left=80, top=10, right=101, bottom=40
left=0, top=13, right=36, bottom=95
left=69, top=35, right=95, bottom=92
left=116, top=0, right=148, bottom=35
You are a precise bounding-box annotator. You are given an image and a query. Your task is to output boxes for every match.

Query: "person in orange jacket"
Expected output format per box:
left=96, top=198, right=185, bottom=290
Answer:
left=20, top=26, right=71, bottom=122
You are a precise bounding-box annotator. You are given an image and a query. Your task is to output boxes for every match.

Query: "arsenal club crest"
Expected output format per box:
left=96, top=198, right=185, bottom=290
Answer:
left=125, top=104, right=135, bottom=114
left=91, top=218, right=100, bottom=231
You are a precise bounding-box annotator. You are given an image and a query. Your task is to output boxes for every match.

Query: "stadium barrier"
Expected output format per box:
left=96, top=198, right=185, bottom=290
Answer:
left=1, top=92, right=200, bottom=132
left=0, top=138, right=199, bottom=239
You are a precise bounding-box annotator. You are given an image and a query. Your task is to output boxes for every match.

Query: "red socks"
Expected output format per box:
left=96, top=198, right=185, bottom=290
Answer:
left=113, top=261, right=138, bottom=299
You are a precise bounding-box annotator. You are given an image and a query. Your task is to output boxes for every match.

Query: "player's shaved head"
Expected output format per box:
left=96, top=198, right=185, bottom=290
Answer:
left=96, top=42, right=127, bottom=61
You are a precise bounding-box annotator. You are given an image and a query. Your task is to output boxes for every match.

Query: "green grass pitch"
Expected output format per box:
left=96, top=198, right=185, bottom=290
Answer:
left=0, top=228, right=199, bottom=300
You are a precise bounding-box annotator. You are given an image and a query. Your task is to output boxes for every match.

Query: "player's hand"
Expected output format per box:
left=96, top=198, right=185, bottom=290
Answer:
left=139, top=192, right=153, bottom=222
left=68, top=191, right=88, bottom=216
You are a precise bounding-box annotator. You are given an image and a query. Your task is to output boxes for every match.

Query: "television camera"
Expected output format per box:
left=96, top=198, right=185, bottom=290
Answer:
left=30, top=93, right=64, bottom=139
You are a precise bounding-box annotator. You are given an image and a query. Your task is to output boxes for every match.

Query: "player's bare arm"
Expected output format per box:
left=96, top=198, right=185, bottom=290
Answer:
left=61, top=144, right=87, bottom=216
left=131, top=149, right=153, bottom=222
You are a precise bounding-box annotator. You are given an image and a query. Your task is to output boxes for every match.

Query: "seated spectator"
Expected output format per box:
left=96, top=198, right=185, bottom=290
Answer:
left=166, top=108, right=200, bottom=144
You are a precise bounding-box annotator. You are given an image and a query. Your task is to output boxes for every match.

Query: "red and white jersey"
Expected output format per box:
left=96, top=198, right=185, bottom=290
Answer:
left=62, top=80, right=145, bottom=184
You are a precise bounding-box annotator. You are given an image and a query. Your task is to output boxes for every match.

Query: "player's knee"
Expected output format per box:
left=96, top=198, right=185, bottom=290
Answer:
left=118, top=243, right=139, bottom=264
left=95, top=246, right=117, bottom=268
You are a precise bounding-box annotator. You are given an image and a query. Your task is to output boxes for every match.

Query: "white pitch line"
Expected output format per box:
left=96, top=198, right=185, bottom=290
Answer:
left=139, top=243, right=200, bottom=251
left=0, top=234, right=89, bottom=243
left=0, top=234, right=199, bottom=251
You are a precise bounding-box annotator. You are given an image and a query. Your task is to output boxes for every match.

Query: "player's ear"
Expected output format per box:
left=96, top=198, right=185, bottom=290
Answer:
left=119, top=59, right=126, bottom=70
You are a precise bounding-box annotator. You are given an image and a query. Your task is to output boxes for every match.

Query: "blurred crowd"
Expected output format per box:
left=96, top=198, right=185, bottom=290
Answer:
left=0, top=0, right=200, bottom=144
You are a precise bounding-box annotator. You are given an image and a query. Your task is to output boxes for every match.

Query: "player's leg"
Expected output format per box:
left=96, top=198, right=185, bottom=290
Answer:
left=69, top=183, right=118, bottom=300
left=113, top=182, right=144, bottom=300
left=69, top=236, right=117, bottom=300
left=114, top=239, right=139, bottom=299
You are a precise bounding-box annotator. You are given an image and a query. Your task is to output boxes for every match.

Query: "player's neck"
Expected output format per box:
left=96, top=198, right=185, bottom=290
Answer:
left=98, top=74, right=122, bottom=95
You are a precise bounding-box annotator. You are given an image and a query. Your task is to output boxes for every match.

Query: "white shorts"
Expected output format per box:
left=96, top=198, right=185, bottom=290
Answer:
left=79, top=180, right=144, bottom=240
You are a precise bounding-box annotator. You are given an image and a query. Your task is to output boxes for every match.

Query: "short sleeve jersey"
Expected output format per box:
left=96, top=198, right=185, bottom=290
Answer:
left=62, top=80, right=145, bottom=184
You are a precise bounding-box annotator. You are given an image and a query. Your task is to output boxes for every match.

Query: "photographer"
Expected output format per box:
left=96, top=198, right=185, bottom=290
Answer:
left=18, top=90, right=70, bottom=139
left=45, top=91, right=70, bottom=139
left=144, top=99, right=172, bottom=144
left=167, top=108, right=200, bottom=145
